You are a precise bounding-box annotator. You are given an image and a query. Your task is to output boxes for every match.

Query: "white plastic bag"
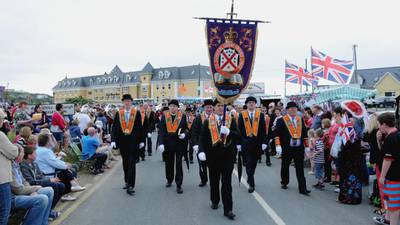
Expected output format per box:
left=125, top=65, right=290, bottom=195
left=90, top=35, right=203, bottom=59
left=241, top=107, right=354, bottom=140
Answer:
left=330, top=133, right=342, bottom=158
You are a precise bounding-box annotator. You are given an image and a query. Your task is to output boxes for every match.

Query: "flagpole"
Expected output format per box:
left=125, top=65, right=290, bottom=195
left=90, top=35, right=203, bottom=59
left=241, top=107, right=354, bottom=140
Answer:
left=284, top=60, right=287, bottom=98
left=310, top=46, right=315, bottom=93
left=305, top=58, right=308, bottom=93
left=352, top=44, right=358, bottom=85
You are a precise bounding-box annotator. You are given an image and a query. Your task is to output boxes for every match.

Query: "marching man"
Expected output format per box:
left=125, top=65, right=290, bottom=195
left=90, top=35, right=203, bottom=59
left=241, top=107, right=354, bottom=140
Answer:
left=111, top=94, right=145, bottom=196
left=274, top=101, right=311, bottom=196
left=158, top=100, right=189, bottom=194
left=237, top=96, right=268, bottom=193
left=191, top=99, right=214, bottom=187
left=198, top=99, right=239, bottom=220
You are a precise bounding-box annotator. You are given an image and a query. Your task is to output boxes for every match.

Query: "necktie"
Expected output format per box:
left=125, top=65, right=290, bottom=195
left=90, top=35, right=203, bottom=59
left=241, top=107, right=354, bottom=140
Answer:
left=125, top=110, right=130, bottom=122
left=250, top=112, right=253, bottom=126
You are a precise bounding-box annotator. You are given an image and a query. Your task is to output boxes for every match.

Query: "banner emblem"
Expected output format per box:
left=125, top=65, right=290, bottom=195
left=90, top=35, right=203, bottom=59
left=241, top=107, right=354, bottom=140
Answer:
left=206, top=19, right=259, bottom=104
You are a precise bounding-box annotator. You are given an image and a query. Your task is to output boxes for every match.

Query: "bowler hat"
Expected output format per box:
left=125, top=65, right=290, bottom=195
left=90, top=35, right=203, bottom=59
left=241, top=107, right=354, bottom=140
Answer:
left=245, top=96, right=257, bottom=104
left=168, top=99, right=179, bottom=107
left=286, top=101, right=298, bottom=109
left=202, top=99, right=213, bottom=107
left=121, top=94, right=133, bottom=101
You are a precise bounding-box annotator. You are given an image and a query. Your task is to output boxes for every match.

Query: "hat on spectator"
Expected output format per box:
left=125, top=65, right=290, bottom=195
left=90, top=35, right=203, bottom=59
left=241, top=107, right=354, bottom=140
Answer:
left=286, top=101, right=298, bottom=109
left=202, top=99, right=213, bottom=107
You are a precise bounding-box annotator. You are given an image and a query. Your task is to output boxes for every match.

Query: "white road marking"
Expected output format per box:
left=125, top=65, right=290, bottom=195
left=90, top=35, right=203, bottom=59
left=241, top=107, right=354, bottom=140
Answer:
left=233, top=169, right=286, bottom=225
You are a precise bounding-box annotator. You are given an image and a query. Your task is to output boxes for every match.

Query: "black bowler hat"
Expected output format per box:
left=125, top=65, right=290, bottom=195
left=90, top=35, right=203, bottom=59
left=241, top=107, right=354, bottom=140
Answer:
left=202, top=99, right=213, bottom=107
left=121, top=94, right=133, bottom=101
left=286, top=101, right=298, bottom=109
left=168, top=99, right=179, bottom=107
left=245, top=96, right=257, bottom=104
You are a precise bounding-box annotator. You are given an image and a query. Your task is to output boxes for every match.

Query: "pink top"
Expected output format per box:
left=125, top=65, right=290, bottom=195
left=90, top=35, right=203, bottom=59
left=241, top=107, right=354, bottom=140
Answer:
left=327, top=123, right=339, bottom=149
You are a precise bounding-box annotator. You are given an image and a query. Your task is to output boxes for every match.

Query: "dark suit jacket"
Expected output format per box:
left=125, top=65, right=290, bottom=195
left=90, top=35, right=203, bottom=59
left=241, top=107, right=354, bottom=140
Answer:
left=199, top=115, right=239, bottom=166
left=274, top=115, right=308, bottom=150
left=111, top=109, right=145, bottom=151
left=238, top=111, right=267, bottom=156
left=191, top=114, right=206, bottom=147
left=145, top=111, right=156, bottom=133
left=159, top=112, right=189, bottom=153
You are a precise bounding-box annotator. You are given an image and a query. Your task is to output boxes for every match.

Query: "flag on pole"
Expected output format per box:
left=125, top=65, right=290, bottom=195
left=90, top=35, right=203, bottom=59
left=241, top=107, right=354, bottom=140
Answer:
left=311, top=48, right=354, bottom=84
left=285, top=61, right=316, bottom=86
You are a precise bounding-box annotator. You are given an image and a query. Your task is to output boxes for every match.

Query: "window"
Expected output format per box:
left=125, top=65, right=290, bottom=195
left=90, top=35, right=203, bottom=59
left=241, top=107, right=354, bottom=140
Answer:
left=385, top=92, right=395, bottom=97
left=156, top=84, right=159, bottom=90
left=168, top=84, right=171, bottom=89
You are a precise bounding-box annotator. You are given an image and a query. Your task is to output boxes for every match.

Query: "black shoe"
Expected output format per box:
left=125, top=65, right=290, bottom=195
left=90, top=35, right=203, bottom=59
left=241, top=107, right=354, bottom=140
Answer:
left=266, top=162, right=272, bottom=167
left=98, top=169, right=104, bottom=173
left=211, top=203, right=219, bottom=210
left=141, top=158, right=145, bottom=161
left=258, top=160, right=262, bottom=163
left=166, top=182, right=172, bottom=188
left=300, top=190, right=311, bottom=196
left=148, top=153, right=152, bottom=156
left=199, top=182, right=207, bottom=187
left=190, top=160, right=194, bottom=164
left=224, top=211, right=236, bottom=220
left=248, top=187, right=255, bottom=193
left=176, top=187, right=183, bottom=194
left=123, top=183, right=128, bottom=189
left=126, top=187, right=135, bottom=196
left=281, top=184, right=288, bottom=190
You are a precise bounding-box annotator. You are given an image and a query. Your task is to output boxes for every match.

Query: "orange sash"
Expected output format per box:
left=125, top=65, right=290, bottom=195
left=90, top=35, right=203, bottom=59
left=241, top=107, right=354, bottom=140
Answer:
left=140, top=109, right=146, bottom=125
left=187, top=114, right=195, bottom=130
left=242, top=110, right=260, bottom=137
left=209, top=113, right=231, bottom=146
left=165, top=111, right=183, bottom=134
left=282, top=115, right=302, bottom=139
left=265, top=115, right=270, bottom=136
left=119, top=108, right=137, bottom=135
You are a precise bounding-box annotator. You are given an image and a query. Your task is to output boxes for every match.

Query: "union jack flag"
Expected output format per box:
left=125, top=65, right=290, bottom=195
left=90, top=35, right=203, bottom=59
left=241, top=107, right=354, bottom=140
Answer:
left=339, top=114, right=356, bottom=144
left=311, top=48, right=354, bottom=84
left=285, top=61, right=316, bottom=86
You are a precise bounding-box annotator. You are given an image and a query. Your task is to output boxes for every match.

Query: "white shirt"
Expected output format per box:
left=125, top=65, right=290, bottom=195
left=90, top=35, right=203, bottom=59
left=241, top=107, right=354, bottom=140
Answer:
left=74, top=112, right=91, bottom=133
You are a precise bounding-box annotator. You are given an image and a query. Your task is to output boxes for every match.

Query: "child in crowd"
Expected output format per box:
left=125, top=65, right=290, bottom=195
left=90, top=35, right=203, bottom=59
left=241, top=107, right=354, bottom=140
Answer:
left=321, top=118, right=332, bottom=183
left=313, top=129, right=325, bottom=189
left=307, top=129, right=316, bottom=175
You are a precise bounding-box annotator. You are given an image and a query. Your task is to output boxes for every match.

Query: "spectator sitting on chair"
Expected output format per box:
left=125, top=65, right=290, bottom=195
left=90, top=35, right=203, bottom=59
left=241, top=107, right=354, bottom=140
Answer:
left=69, top=119, right=82, bottom=143
left=10, top=148, right=55, bottom=224
left=82, top=127, right=107, bottom=174
left=94, top=121, right=115, bottom=166
left=35, top=134, right=86, bottom=193
left=13, top=126, right=33, bottom=146
left=39, top=129, right=59, bottom=151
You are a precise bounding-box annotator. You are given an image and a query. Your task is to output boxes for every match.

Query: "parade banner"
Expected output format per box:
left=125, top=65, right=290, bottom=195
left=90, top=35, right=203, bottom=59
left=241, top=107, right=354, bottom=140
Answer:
left=206, top=19, right=259, bottom=104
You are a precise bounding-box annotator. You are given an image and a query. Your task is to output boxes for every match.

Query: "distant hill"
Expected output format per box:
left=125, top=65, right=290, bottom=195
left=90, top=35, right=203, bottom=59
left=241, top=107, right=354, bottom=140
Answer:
left=2, top=89, right=53, bottom=105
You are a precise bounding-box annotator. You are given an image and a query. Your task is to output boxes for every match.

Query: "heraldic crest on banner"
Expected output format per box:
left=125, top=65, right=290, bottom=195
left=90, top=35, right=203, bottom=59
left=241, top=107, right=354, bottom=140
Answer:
left=206, top=19, right=259, bottom=104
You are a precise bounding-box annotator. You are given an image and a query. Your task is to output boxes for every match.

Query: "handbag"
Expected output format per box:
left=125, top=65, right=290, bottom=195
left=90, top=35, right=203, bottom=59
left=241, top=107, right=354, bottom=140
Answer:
left=330, top=133, right=342, bottom=158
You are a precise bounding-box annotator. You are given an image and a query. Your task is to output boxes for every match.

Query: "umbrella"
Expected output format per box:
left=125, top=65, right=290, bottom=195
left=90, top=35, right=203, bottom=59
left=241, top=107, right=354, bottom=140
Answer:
left=237, top=151, right=243, bottom=186
left=183, top=147, right=190, bottom=171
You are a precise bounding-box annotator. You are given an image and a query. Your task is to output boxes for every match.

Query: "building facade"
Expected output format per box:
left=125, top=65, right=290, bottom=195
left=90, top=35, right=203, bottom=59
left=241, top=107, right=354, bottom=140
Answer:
left=53, top=63, right=215, bottom=103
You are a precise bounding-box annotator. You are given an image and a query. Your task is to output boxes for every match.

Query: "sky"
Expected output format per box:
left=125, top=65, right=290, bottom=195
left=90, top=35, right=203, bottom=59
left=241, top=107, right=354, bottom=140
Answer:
left=1, top=0, right=400, bottom=96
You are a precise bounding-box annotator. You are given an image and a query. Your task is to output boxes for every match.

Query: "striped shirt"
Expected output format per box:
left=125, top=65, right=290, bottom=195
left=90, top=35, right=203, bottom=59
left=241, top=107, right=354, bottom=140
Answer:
left=313, top=139, right=325, bottom=164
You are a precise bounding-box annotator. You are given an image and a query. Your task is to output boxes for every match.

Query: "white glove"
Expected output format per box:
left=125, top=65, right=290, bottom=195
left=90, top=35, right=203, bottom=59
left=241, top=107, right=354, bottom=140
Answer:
left=236, top=145, right=242, bottom=152
left=198, top=152, right=206, bottom=161
left=220, top=126, right=230, bottom=136
left=139, top=142, right=145, bottom=149
left=305, top=147, right=311, bottom=153
left=262, top=144, right=268, bottom=151
left=111, top=142, right=116, bottom=149
left=178, top=133, right=186, bottom=140
left=193, top=145, right=199, bottom=155
left=276, top=145, right=282, bottom=155
left=158, top=144, right=165, bottom=153
left=147, top=133, right=152, bottom=138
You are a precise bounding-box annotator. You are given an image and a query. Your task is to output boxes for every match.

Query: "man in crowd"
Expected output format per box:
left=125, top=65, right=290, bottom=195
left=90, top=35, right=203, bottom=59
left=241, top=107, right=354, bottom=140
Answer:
left=13, top=101, right=33, bottom=134
left=82, top=127, right=108, bottom=175
left=111, top=94, right=145, bottom=195
left=191, top=99, right=214, bottom=187
left=198, top=99, right=239, bottom=220
left=237, top=96, right=268, bottom=193
left=158, top=99, right=189, bottom=194
left=275, top=101, right=311, bottom=196
left=311, top=105, right=324, bottom=130
left=143, top=103, right=156, bottom=157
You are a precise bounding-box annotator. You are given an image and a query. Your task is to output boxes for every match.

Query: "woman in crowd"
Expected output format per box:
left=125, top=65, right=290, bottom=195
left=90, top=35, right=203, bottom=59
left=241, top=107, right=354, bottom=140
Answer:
left=336, top=109, right=363, bottom=205
left=31, top=104, right=49, bottom=134
left=0, top=109, right=19, bottom=225
left=50, top=103, right=67, bottom=150
left=14, top=126, right=32, bottom=146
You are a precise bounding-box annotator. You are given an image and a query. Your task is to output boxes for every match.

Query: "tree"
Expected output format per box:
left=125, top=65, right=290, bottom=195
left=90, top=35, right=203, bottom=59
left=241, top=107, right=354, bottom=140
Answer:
left=65, top=96, right=93, bottom=105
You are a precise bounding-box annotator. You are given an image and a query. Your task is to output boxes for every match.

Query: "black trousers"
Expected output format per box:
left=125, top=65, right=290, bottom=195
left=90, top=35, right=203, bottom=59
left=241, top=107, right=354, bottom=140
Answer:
left=244, top=153, right=258, bottom=188
left=42, top=182, right=65, bottom=209
left=188, top=143, right=194, bottom=162
left=146, top=136, right=152, bottom=154
left=281, top=147, right=307, bottom=192
left=197, top=154, right=208, bottom=184
left=165, top=150, right=183, bottom=187
left=324, top=149, right=332, bottom=182
left=91, top=153, right=107, bottom=170
left=208, top=161, right=233, bottom=213
left=120, top=148, right=137, bottom=188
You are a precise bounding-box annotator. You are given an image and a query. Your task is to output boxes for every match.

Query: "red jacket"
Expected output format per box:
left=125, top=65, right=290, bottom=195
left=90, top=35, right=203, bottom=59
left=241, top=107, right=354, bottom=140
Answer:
left=51, top=111, right=66, bottom=130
